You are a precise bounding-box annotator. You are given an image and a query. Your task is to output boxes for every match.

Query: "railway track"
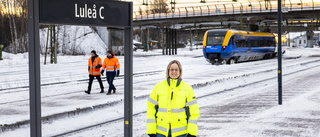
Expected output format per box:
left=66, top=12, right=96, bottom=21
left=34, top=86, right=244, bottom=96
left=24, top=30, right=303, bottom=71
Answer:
left=52, top=58, right=320, bottom=137
left=0, top=70, right=163, bottom=93
left=0, top=70, right=163, bottom=105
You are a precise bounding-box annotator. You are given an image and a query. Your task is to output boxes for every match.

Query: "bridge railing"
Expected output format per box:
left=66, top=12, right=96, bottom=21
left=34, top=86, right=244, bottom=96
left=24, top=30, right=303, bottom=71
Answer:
left=133, top=1, right=320, bottom=21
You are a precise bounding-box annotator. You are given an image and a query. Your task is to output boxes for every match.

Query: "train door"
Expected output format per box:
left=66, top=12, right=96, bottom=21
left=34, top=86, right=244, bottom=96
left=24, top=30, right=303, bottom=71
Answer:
left=247, top=36, right=251, bottom=52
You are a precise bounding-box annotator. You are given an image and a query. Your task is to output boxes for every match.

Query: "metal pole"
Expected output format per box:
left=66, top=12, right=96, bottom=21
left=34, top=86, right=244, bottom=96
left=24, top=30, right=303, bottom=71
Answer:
left=175, top=29, right=177, bottom=55
left=28, top=0, right=42, bottom=136
left=189, top=28, right=193, bottom=50
left=166, top=28, right=168, bottom=55
left=240, top=4, right=243, bottom=30
left=171, top=28, right=174, bottom=55
left=169, top=28, right=171, bottom=55
left=140, top=27, right=143, bottom=50
left=162, top=28, right=165, bottom=55
left=124, top=2, right=133, bottom=137
left=277, top=0, right=282, bottom=105
left=147, top=28, right=149, bottom=51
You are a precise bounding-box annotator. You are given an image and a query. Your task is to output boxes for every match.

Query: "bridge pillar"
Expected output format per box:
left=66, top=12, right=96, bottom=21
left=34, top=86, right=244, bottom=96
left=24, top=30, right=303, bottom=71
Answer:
left=163, top=27, right=177, bottom=55
left=306, top=30, right=314, bottom=48
left=162, top=28, right=165, bottom=55
left=147, top=28, right=150, bottom=51
left=175, top=29, right=177, bottom=55
left=189, top=28, right=193, bottom=51
left=140, top=27, right=144, bottom=51
left=171, top=27, right=175, bottom=55
left=169, top=28, right=172, bottom=55
left=166, top=28, right=168, bottom=55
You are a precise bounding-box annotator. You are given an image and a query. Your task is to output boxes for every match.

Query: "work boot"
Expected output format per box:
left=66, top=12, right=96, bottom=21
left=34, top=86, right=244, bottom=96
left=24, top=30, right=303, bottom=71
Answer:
left=85, top=90, right=90, bottom=94
left=106, top=92, right=112, bottom=95
left=113, top=88, right=116, bottom=94
left=100, top=89, right=104, bottom=93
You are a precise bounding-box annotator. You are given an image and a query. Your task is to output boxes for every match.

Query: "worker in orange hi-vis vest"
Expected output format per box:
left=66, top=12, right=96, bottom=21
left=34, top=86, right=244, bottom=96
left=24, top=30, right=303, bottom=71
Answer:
left=85, top=50, right=104, bottom=94
left=101, top=50, right=120, bottom=95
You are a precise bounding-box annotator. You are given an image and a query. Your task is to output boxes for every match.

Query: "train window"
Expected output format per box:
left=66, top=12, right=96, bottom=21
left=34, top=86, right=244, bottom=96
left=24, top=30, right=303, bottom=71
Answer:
left=251, top=40, right=258, bottom=47
left=265, top=37, right=276, bottom=47
left=251, top=40, right=265, bottom=47
left=235, top=40, right=247, bottom=47
left=231, top=37, right=235, bottom=48
left=235, top=40, right=240, bottom=47
left=207, top=36, right=225, bottom=46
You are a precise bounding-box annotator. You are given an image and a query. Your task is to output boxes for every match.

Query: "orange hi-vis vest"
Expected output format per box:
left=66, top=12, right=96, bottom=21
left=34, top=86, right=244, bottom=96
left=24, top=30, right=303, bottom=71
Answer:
left=88, top=56, right=102, bottom=76
left=102, top=56, right=120, bottom=74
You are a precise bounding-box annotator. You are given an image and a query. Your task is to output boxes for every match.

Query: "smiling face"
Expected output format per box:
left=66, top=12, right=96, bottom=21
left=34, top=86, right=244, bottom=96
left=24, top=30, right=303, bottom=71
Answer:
left=169, top=63, right=180, bottom=79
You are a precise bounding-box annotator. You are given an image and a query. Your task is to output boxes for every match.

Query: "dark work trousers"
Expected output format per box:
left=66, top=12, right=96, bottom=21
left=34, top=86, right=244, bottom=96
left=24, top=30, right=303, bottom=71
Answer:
left=106, top=74, right=116, bottom=93
left=87, top=75, right=104, bottom=92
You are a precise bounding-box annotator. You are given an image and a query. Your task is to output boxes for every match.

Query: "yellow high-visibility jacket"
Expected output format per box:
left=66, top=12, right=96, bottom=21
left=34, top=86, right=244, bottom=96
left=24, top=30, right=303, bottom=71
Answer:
left=147, top=78, right=200, bottom=137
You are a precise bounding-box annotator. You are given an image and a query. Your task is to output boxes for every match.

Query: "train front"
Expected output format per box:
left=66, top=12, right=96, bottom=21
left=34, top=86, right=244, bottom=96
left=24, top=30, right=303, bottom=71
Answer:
left=203, top=29, right=229, bottom=64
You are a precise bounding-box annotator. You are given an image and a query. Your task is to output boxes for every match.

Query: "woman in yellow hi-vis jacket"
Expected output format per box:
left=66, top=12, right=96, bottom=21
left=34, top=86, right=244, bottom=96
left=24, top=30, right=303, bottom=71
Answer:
left=147, top=60, right=200, bottom=137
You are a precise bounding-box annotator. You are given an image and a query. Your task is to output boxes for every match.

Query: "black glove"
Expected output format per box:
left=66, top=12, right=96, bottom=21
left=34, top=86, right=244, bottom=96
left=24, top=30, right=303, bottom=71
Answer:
left=148, top=134, right=156, bottom=137
left=95, top=64, right=102, bottom=69
left=116, top=70, right=120, bottom=77
left=88, top=66, right=90, bottom=72
left=187, top=134, right=196, bottom=137
left=101, top=70, right=104, bottom=76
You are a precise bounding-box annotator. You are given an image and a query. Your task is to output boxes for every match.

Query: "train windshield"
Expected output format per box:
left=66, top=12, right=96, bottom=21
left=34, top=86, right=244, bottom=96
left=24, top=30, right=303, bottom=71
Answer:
left=207, top=36, right=225, bottom=46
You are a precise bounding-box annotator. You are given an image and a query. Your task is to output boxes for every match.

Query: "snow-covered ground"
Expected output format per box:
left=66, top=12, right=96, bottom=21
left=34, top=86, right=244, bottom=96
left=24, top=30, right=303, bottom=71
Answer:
left=1, top=47, right=320, bottom=137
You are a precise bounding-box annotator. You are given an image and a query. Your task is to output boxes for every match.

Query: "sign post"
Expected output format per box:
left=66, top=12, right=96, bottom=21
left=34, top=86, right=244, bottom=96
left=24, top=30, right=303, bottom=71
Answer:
left=277, top=0, right=282, bottom=105
left=28, top=0, right=41, bottom=136
left=28, top=0, right=133, bottom=136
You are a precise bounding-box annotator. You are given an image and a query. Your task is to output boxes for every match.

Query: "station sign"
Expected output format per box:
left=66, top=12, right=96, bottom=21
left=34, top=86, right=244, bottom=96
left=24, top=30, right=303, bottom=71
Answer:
left=40, top=0, right=130, bottom=27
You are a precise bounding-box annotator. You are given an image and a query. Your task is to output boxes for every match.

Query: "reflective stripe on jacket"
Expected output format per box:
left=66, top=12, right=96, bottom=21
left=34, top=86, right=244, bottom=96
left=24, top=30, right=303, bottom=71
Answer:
left=102, top=56, right=120, bottom=74
left=88, top=56, right=102, bottom=75
left=147, top=78, right=200, bottom=137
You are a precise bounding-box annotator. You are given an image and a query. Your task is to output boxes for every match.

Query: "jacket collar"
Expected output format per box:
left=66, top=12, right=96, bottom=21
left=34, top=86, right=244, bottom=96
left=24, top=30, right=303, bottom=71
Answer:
left=167, top=78, right=182, bottom=87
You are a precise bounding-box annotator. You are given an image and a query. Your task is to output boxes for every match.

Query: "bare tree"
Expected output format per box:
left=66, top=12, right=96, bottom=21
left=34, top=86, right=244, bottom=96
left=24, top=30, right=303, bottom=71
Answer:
left=44, top=26, right=50, bottom=65
left=1, top=0, right=28, bottom=54
left=73, top=26, right=79, bottom=55
left=149, top=0, right=169, bottom=13
left=62, top=25, right=66, bottom=54
left=5, top=0, right=16, bottom=53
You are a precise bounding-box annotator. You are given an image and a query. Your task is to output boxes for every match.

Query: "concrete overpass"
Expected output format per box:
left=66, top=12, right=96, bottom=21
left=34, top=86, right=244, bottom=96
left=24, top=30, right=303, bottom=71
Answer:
left=133, top=1, right=320, bottom=30
left=131, top=1, right=320, bottom=54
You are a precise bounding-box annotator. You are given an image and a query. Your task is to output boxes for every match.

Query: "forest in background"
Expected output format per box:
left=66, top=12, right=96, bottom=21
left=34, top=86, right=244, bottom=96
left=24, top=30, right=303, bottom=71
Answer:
left=0, top=0, right=169, bottom=55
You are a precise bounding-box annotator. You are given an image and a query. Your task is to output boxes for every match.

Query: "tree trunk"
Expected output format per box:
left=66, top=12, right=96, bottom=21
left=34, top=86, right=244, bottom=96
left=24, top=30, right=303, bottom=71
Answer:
left=62, top=26, right=66, bottom=54
left=6, top=0, right=15, bottom=53
left=50, top=25, right=54, bottom=64
left=73, top=26, right=78, bottom=55
left=54, top=25, right=57, bottom=64
left=22, top=0, right=28, bottom=52
left=12, top=1, right=19, bottom=53
left=44, top=26, right=50, bottom=65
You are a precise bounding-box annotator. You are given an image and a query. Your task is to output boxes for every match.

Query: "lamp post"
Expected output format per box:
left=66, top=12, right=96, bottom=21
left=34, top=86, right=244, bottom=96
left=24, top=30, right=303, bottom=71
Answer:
left=277, top=0, right=283, bottom=105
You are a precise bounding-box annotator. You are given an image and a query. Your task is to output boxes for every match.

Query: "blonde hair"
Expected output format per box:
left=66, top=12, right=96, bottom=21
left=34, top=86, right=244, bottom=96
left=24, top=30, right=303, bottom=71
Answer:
left=166, top=60, right=182, bottom=79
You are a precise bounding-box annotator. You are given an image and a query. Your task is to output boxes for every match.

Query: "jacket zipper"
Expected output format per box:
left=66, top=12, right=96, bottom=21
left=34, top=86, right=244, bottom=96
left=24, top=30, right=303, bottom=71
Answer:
left=169, top=80, right=175, bottom=136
